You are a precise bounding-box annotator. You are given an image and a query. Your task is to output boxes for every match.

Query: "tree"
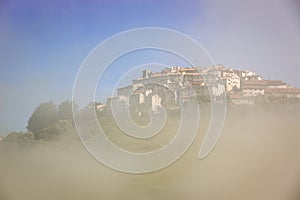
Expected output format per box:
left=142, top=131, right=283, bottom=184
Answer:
left=4, top=131, right=34, bottom=145
left=27, top=101, right=58, bottom=139
left=58, top=100, right=77, bottom=120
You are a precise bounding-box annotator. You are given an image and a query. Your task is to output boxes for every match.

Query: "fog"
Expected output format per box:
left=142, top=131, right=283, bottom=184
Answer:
left=1, top=107, right=300, bottom=200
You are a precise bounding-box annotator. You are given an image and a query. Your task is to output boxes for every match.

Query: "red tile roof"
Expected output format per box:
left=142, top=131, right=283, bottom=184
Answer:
left=265, top=80, right=286, bottom=86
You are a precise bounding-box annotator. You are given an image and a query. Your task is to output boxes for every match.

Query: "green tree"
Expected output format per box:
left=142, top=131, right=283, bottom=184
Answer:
left=4, top=131, right=34, bottom=145
left=58, top=100, right=77, bottom=120
left=27, top=101, right=58, bottom=139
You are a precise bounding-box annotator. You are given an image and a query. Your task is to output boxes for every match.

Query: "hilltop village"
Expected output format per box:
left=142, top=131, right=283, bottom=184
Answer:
left=98, top=65, right=300, bottom=114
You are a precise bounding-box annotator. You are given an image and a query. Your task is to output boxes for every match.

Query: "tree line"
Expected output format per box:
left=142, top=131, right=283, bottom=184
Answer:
left=2, top=100, right=78, bottom=146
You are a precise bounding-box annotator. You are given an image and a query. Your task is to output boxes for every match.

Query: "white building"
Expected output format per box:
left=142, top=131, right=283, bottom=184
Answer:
left=151, top=95, right=162, bottom=114
left=96, top=103, right=107, bottom=111
left=222, top=75, right=240, bottom=92
left=242, top=80, right=265, bottom=96
left=230, top=95, right=255, bottom=106
left=243, top=88, right=264, bottom=96
left=221, top=70, right=237, bottom=78
left=212, top=83, right=226, bottom=96
left=241, top=70, right=256, bottom=78
left=132, top=93, right=145, bottom=104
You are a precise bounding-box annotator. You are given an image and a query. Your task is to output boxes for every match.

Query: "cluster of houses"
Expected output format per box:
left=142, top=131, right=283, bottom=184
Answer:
left=98, top=65, right=300, bottom=115
left=216, top=65, right=300, bottom=105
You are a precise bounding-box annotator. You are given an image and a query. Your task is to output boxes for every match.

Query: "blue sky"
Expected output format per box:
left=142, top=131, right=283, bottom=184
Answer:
left=1, top=0, right=300, bottom=134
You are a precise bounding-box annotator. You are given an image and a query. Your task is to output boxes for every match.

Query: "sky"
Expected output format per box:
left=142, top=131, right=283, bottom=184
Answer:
left=0, top=0, right=300, bottom=135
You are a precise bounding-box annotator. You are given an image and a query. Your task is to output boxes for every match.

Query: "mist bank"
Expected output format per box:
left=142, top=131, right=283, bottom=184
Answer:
left=1, top=106, right=300, bottom=200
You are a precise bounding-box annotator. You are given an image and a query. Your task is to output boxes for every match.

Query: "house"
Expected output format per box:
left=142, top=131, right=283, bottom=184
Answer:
left=240, top=70, right=256, bottom=78
left=183, top=72, right=202, bottom=83
left=230, top=94, right=255, bottom=106
left=265, top=80, right=287, bottom=89
left=117, top=85, right=133, bottom=97
left=106, top=96, right=123, bottom=113
left=151, top=94, right=162, bottom=114
left=96, top=103, right=107, bottom=112
left=222, top=75, right=240, bottom=92
left=178, top=67, right=198, bottom=74
left=131, top=90, right=145, bottom=104
left=242, top=80, right=266, bottom=96
left=221, top=69, right=237, bottom=78
left=243, top=88, right=264, bottom=96
left=212, top=83, right=226, bottom=96
left=243, top=75, right=263, bottom=81
left=242, top=80, right=266, bottom=88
